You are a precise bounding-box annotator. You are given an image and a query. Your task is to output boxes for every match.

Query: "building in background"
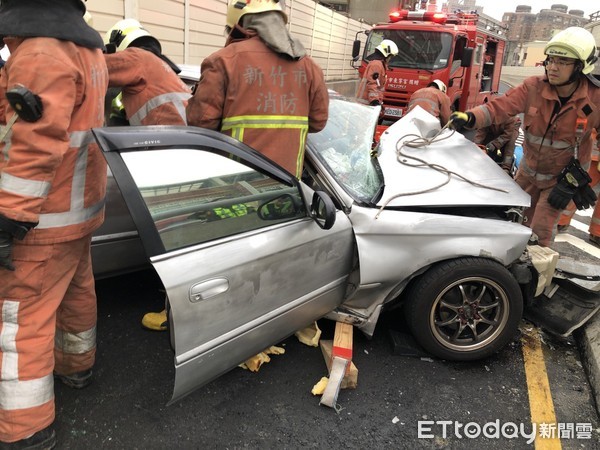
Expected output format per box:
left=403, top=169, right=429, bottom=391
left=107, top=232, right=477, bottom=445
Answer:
left=317, top=1, right=420, bottom=24
left=503, top=4, right=590, bottom=66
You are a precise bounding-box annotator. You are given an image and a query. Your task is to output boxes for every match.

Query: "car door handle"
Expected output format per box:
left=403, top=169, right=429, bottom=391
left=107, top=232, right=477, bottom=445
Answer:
left=189, top=278, right=229, bottom=303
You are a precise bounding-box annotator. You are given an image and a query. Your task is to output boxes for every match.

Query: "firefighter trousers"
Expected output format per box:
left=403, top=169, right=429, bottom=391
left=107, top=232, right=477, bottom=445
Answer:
left=514, top=171, right=561, bottom=247
left=0, top=234, right=97, bottom=443
left=558, top=163, right=600, bottom=237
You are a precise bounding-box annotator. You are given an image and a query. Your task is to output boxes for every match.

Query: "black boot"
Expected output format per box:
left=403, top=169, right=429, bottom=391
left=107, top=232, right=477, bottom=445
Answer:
left=55, top=369, right=93, bottom=389
left=0, top=425, right=56, bottom=450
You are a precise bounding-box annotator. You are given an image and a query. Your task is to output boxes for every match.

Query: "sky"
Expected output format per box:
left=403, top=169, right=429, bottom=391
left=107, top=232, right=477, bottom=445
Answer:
left=476, top=0, right=599, bottom=22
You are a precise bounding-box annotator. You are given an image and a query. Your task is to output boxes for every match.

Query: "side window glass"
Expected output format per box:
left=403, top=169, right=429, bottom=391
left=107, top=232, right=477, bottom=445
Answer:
left=121, top=149, right=306, bottom=252
left=474, top=43, right=483, bottom=66
left=451, top=36, right=467, bottom=74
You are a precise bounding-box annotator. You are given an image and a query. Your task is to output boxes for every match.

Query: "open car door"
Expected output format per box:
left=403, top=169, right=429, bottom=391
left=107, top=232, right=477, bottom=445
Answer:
left=92, top=126, right=355, bottom=403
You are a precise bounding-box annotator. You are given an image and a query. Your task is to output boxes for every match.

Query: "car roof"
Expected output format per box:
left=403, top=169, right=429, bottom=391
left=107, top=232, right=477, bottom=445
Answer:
left=178, top=64, right=201, bottom=83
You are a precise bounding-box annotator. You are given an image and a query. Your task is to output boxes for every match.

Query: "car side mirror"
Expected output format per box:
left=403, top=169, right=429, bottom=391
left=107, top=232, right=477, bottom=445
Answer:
left=257, top=193, right=301, bottom=221
left=310, top=191, right=336, bottom=230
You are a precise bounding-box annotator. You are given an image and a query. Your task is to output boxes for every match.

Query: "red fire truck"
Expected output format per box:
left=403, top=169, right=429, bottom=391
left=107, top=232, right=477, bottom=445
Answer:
left=352, top=9, right=506, bottom=122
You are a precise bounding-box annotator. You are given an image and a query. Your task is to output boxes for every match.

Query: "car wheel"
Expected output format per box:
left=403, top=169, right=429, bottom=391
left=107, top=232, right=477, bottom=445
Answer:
left=405, top=257, right=523, bottom=361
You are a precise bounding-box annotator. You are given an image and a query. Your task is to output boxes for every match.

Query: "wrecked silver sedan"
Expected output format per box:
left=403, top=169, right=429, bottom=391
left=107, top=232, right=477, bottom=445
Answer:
left=91, top=97, right=543, bottom=402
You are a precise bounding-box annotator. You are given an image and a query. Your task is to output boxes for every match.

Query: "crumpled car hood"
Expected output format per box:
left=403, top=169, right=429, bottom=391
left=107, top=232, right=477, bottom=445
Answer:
left=376, top=107, right=531, bottom=208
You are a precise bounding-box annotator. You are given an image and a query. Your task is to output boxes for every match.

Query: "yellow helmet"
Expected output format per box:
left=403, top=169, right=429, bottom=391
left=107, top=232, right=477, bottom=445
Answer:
left=376, top=39, right=399, bottom=58
left=104, top=19, right=160, bottom=53
left=544, top=27, right=598, bottom=75
left=226, top=0, right=287, bottom=29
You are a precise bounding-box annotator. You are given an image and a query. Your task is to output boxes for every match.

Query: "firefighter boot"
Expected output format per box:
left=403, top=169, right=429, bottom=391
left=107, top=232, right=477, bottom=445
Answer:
left=142, top=309, right=167, bottom=331
left=56, top=369, right=93, bottom=389
left=0, top=424, right=56, bottom=450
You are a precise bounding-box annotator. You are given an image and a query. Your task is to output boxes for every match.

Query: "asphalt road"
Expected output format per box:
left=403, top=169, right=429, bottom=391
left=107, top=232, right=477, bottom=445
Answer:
left=53, top=257, right=600, bottom=449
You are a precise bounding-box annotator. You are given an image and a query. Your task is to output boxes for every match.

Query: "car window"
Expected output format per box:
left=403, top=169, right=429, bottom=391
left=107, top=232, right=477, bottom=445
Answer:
left=308, top=97, right=383, bottom=203
left=121, top=149, right=305, bottom=252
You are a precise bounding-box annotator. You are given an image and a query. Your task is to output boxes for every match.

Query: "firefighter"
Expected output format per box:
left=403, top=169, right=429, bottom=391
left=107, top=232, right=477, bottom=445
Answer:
left=147, top=0, right=329, bottom=333
left=449, top=27, right=600, bottom=247
left=355, top=39, right=399, bottom=106
left=557, top=128, right=600, bottom=246
left=473, top=115, right=521, bottom=173
left=407, top=79, right=452, bottom=127
left=103, top=18, right=191, bottom=126
left=0, top=0, right=108, bottom=448
left=186, top=0, right=328, bottom=178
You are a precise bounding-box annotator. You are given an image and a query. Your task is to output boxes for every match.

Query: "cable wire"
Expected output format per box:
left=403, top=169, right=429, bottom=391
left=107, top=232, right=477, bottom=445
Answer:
left=375, top=122, right=509, bottom=218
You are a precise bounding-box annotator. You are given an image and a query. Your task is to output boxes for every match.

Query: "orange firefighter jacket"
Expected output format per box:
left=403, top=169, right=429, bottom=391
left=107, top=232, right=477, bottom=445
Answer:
left=469, top=75, right=600, bottom=188
left=0, top=37, right=109, bottom=244
left=407, top=86, right=452, bottom=126
left=356, top=59, right=387, bottom=105
left=105, top=47, right=191, bottom=126
left=186, top=31, right=329, bottom=178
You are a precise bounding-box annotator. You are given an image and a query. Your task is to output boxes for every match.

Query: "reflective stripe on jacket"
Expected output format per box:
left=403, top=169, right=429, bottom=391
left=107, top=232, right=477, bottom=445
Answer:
left=469, top=75, right=600, bottom=188
left=407, top=86, right=452, bottom=125
left=186, top=32, right=329, bottom=178
left=105, top=47, right=191, bottom=126
left=0, top=37, right=109, bottom=244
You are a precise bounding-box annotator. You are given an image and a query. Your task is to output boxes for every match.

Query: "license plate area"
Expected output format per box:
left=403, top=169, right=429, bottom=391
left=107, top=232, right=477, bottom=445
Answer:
left=384, top=107, right=403, bottom=117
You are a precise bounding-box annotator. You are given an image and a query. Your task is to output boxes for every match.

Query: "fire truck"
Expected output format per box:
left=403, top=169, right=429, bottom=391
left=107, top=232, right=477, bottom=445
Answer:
left=352, top=9, right=506, bottom=122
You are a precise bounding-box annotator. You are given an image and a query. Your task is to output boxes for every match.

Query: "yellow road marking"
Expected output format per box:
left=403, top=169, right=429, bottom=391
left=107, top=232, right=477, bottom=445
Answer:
left=521, top=326, right=562, bottom=450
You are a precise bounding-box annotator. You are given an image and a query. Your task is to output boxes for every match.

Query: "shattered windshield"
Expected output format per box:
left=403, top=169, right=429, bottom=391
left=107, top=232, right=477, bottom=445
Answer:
left=307, top=95, right=383, bottom=203
left=366, top=30, right=452, bottom=70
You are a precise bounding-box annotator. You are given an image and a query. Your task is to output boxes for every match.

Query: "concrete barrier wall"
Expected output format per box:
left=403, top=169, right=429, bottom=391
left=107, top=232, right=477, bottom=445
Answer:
left=86, top=0, right=370, bottom=82
left=500, top=66, right=545, bottom=88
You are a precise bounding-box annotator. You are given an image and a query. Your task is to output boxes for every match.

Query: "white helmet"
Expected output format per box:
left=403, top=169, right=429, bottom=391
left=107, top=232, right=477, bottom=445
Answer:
left=376, top=39, right=399, bottom=58
left=104, top=19, right=160, bottom=53
left=544, top=27, right=598, bottom=75
left=226, top=0, right=287, bottom=29
left=429, top=79, right=447, bottom=94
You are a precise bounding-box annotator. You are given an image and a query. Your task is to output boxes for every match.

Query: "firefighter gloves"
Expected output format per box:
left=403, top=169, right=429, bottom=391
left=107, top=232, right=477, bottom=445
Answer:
left=548, top=158, right=595, bottom=210
left=572, top=184, right=597, bottom=210
left=448, top=111, right=475, bottom=131
left=0, top=230, right=15, bottom=271
left=486, top=144, right=503, bottom=162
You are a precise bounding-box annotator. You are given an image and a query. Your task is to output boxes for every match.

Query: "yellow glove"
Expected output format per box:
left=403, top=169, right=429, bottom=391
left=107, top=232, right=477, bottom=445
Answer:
left=448, top=111, right=474, bottom=131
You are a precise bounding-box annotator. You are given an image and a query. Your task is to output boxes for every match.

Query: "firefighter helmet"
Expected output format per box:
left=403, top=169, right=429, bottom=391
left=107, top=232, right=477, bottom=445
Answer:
left=544, top=27, right=598, bottom=75
left=376, top=39, right=399, bottom=58
left=104, top=19, right=160, bottom=53
left=429, top=79, right=447, bottom=94
left=226, top=0, right=288, bottom=29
